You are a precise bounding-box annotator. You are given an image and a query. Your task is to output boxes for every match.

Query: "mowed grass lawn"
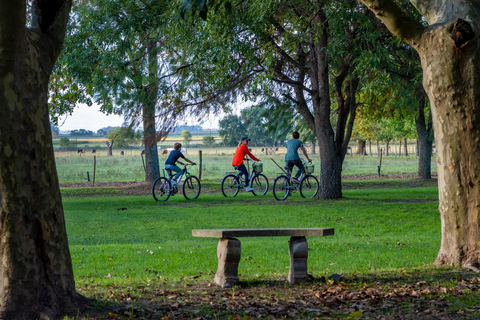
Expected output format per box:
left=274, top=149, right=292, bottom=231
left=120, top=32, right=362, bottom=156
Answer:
left=64, top=182, right=440, bottom=286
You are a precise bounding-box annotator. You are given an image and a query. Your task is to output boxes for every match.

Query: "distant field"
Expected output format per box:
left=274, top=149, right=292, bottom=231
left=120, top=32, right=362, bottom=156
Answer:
left=54, top=145, right=436, bottom=184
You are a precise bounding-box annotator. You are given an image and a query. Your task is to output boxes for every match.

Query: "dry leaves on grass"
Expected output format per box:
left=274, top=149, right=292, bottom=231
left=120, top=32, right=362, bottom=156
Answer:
left=93, top=275, right=480, bottom=319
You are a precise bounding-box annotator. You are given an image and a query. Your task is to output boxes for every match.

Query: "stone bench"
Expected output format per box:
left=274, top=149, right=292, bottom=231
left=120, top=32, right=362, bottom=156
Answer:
left=192, top=228, right=334, bottom=288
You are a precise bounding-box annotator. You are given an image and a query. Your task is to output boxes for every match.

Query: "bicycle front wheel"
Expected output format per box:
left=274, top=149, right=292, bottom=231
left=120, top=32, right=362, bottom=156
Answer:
left=152, top=177, right=171, bottom=202
left=300, top=175, right=319, bottom=198
left=273, top=175, right=290, bottom=201
left=183, top=176, right=201, bottom=200
left=251, top=174, right=269, bottom=196
left=221, top=174, right=240, bottom=197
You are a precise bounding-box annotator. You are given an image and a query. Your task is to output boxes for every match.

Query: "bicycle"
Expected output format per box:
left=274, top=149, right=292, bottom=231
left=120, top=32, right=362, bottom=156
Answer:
left=152, top=163, right=201, bottom=202
left=221, top=159, right=269, bottom=197
left=272, top=159, right=319, bottom=201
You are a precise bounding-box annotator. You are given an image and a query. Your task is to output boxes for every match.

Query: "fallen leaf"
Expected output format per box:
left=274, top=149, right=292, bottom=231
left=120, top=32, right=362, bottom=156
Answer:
left=350, top=310, right=363, bottom=318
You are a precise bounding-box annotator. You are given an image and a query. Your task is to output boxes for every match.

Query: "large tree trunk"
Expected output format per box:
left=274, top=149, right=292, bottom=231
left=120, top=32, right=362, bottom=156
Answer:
left=355, top=139, right=366, bottom=155
left=359, top=0, right=480, bottom=267
left=143, top=105, right=160, bottom=183
left=271, top=1, right=357, bottom=200
left=415, top=87, right=433, bottom=179
left=311, top=8, right=345, bottom=199
left=143, top=41, right=160, bottom=184
left=0, top=1, right=84, bottom=318
left=419, top=19, right=480, bottom=266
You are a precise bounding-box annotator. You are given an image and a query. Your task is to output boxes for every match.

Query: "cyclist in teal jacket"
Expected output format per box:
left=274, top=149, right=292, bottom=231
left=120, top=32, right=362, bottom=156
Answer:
left=285, top=132, right=311, bottom=182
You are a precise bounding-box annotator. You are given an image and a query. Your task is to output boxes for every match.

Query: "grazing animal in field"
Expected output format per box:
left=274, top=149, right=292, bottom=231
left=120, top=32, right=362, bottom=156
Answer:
left=77, top=149, right=85, bottom=154
left=92, top=149, right=96, bottom=153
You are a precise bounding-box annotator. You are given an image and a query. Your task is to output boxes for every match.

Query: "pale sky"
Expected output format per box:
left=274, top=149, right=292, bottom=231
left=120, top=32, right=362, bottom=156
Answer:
left=57, top=104, right=222, bottom=133
left=58, top=104, right=124, bottom=132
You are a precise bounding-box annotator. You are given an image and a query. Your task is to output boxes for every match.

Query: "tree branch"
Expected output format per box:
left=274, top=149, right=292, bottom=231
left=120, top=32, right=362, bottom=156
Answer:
left=0, top=2, right=24, bottom=72
left=357, top=0, right=425, bottom=47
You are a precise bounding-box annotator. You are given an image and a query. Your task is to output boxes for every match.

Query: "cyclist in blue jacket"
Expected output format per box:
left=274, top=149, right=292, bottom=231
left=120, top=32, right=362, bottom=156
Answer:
left=165, top=143, right=196, bottom=181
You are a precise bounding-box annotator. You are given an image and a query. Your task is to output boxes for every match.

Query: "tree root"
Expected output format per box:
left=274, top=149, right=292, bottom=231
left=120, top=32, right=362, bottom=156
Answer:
left=464, top=264, right=480, bottom=273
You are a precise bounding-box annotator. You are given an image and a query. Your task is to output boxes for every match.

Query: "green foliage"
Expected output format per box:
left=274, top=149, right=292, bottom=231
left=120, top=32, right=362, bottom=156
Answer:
left=202, top=136, right=216, bottom=147
left=218, top=114, right=246, bottom=146
left=181, top=130, right=193, bottom=145
left=107, top=127, right=141, bottom=148
left=240, top=106, right=278, bottom=146
left=70, top=129, right=94, bottom=136
left=59, top=137, right=74, bottom=149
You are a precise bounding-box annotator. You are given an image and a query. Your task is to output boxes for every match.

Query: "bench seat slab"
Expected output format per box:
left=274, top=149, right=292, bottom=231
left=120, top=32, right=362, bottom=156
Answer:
left=193, top=228, right=334, bottom=238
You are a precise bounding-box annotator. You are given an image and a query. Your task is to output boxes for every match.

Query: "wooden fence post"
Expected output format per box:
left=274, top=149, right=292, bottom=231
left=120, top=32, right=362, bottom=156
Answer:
left=93, top=155, right=96, bottom=187
left=377, top=149, right=383, bottom=176
left=198, top=150, right=202, bottom=180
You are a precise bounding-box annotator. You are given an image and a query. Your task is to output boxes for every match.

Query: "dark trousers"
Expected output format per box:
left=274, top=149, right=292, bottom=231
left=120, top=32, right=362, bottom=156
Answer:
left=286, top=160, right=304, bottom=179
left=237, top=164, right=250, bottom=186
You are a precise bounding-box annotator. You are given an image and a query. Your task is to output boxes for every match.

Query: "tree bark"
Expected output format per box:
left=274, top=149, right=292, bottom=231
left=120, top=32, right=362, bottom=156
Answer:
left=359, top=0, right=480, bottom=266
left=0, top=1, right=85, bottom=318
left=403, top=138, right=408, bottom=156
left=143, top=105, right=160, bottom=183
left=143, top=41, right=160, bottom=183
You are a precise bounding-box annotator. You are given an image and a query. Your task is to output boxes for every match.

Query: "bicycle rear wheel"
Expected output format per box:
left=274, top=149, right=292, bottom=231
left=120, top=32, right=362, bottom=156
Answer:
left=183, top=176, right=201, bottom=200
left=273, top=175, right=290, bottom=201
left=251, top=173, right=269, bottom=196
left=300, top=175, right=319, bottom=198
left=221, top=174, right=240, bottom=197
left=152, top=177, right=171, bottom=202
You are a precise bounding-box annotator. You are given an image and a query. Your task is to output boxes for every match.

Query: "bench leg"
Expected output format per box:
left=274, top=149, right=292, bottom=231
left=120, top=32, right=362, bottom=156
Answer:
left=214, top=238, right=241, bottom=288
left=288, top=236, right=308, bottom=283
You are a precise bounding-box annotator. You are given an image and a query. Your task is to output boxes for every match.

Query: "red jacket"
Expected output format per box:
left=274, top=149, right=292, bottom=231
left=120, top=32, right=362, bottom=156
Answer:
left=232, top=144, right=259, bottom=166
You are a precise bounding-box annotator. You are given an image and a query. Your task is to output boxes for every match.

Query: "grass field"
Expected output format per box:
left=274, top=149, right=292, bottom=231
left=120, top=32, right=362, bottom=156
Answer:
left=65, top=183, right=440, bottom=284
left=55, top=147, right=436, bottom=184
left=60, top=177, right=480, bottom=319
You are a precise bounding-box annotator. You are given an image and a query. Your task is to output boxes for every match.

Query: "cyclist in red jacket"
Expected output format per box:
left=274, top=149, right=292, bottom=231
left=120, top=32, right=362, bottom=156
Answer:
left=232, top=136, right=260, bottom=191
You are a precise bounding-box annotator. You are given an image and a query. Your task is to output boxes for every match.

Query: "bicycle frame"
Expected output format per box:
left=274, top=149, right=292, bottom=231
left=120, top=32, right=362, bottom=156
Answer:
left=153, top=163, right=200, bottom=201
left=165, top=164, right=192, bottom=184
left=278, top=159, right=309, bottom=192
